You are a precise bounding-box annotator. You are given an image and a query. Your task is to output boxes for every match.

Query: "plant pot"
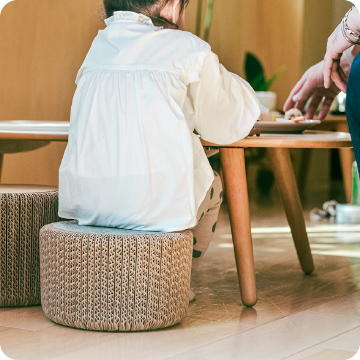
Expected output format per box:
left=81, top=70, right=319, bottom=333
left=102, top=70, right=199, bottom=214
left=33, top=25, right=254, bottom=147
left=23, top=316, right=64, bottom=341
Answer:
left=256, top=91, right=277, bottom=111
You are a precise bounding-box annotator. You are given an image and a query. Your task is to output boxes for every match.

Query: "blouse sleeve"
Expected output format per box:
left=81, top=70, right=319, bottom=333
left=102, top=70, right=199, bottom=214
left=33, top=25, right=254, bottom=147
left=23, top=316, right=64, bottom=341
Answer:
left=189, top=51, right=260, bottom=145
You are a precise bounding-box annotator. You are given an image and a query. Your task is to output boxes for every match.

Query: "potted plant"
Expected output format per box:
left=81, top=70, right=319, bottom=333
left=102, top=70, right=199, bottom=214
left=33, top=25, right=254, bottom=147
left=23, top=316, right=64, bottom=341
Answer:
left=196, top=6, right=285, bottom=110
left=196, top=0, right=214, bottom=42
left=244, top=52, right=285, bottom=111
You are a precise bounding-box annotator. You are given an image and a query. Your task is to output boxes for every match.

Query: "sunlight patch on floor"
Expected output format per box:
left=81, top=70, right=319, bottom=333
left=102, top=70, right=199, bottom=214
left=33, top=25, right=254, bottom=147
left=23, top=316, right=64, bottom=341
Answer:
left=250, top=224, right=360, bottom=234
left=311, top=249, right=360, bottom=258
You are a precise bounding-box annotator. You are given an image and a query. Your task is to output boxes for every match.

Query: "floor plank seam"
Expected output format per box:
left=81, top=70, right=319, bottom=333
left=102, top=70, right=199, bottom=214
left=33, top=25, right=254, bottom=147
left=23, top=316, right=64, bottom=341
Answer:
left=314, top=325, right=360, bottom=348
left=164, top=315, right=304, bottom=360
left=280, top=324, right=360, bottom=360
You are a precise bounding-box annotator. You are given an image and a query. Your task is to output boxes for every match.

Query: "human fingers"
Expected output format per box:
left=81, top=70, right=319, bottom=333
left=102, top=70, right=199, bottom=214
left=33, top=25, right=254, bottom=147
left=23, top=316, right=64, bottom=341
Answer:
left=318, top=96, right=336, bottom=120
left=283, top=76, right=306, bottom=112
left=291, top=77, right=316, bottom=105
left=305, top=93, right=323, bottom=120
left=285, top=77, right=316, bottom=113
left=296, top=98, right=310, bottom=114
left=324, top=55, right=336, bottom=89
left=283, top=98, right=296, bottom=113
left=324, top=26, right=350, bottom=88
left=331, top=64, right=347, bottom=92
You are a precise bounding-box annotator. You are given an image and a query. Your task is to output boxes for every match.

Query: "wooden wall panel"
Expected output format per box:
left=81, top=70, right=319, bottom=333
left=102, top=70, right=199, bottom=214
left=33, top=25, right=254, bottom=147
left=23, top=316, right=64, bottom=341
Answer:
left=204, top=0, right=304, bottom=109
left=0, top=0, right=105, bottom=121
left=0, top=0, right=306, bottom=186
left=301, top=0, right=333, bottom=74
left=0, top=0, right=105, bottom=185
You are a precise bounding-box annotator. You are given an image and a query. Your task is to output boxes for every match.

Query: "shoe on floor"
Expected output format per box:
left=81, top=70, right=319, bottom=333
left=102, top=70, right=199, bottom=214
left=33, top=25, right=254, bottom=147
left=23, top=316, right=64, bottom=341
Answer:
left=189, top=288, right=196, bottom=302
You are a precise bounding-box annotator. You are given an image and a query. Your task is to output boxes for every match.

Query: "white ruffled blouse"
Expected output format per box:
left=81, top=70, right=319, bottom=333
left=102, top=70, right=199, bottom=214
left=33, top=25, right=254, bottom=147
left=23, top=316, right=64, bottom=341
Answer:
left=58, top=11, right=260, bottom=231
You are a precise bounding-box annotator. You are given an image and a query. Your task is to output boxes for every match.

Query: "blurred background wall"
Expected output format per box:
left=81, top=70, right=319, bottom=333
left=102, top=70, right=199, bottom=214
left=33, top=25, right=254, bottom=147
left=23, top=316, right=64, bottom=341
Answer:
left=0, top=0, right=353, bottom=186
left=302, top=0, right=352, bottom=73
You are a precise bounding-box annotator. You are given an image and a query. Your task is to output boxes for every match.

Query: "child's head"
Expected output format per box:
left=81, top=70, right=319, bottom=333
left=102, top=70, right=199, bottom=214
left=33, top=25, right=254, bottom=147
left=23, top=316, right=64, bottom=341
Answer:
left=103, top=0, right=189, bottom=29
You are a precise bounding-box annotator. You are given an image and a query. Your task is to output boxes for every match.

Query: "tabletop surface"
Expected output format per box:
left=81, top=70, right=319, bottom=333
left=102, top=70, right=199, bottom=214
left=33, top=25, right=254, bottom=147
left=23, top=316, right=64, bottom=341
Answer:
left=0, top=121, right=353, bottom=149
left=314, top=115, right=347, bottom=121
left=201, top=131, right=352, bottom=149
left=0, top=121, right=69, bottom=140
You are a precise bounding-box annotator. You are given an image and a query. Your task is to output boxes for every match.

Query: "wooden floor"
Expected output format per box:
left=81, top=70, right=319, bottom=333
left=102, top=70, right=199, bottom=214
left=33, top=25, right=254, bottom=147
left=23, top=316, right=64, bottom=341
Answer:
left=1, top=188, right=360, bottom=360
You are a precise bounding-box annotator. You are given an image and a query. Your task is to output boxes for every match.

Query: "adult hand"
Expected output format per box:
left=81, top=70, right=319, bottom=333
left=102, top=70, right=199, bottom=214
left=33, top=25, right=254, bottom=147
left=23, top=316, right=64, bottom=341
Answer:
left=323, top=24, right=352, bottom=92
left=324, top=7, right=360, bottom=90
left=284, top=61, right=341, bottom=120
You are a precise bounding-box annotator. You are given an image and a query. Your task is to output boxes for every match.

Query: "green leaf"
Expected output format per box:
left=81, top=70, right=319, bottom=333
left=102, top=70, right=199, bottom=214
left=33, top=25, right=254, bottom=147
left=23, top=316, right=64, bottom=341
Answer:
left=203, top=0, right=214, bottom=42
left=245, top=52, right=265, bottom=85
left=196, top=0, right=203, bottom=37
left=249, top=73, right=266, bottom=92
left=244, top=52, right=286, bottom=91
left=263, top=66, right=286, bottom=91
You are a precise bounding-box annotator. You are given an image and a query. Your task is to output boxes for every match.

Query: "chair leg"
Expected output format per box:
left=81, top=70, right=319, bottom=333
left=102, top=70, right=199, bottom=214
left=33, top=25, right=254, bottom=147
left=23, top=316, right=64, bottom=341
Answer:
left=220, top=148, right=257, bottom=307
left=268, top=148, right=314, bottom=274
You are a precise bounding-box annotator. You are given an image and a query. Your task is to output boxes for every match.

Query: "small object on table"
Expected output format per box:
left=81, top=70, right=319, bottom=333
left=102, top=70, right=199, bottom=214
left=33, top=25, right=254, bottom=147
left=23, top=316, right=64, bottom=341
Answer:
left=285, top=108, right=303, bottom=120
left=287, top=116, right=306, bottom=123
left=258, top=104, right=276, bottom=122
left=258, top=112, right=276, bottom=122
left=249, top=127, right=261, bottom=137
left=254, top=119, right=320, bottom=134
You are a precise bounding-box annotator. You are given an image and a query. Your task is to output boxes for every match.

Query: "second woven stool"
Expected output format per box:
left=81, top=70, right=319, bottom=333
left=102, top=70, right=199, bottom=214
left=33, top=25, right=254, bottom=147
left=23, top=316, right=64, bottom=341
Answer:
left=0, top=185, right=59, bottom=307
left=40, top=221, right=193, bottom=331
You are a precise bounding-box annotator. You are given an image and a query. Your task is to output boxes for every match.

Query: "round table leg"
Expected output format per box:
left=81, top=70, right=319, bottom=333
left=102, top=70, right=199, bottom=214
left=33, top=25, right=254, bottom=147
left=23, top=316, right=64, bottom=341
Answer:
left=268, top=148, right=315, bottom=274
left=220, top=148, right=257, bottom=307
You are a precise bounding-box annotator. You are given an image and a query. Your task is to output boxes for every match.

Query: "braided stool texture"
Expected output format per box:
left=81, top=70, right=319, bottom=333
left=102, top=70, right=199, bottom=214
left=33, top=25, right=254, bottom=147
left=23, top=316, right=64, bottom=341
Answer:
left=0, top=185, right=60, bottom=307
left=40, top=221, right=193, bottom=331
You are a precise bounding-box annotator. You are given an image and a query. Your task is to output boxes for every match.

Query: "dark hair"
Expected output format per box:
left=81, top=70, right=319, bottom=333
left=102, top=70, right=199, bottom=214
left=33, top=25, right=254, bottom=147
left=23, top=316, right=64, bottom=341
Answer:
left=103, top=0, right=189, bottom=28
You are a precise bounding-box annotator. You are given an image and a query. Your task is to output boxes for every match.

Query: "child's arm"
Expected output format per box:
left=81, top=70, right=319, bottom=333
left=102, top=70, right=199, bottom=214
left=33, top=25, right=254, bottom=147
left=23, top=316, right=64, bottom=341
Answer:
left=189, top=52, right=261, bottom=145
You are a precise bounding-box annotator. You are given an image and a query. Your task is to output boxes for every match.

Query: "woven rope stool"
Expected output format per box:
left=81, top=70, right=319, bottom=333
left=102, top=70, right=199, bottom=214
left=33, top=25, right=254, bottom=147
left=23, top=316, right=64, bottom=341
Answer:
left=40, top=221, right=193, bottom=331
left=0, top=185, right=59, bottom=307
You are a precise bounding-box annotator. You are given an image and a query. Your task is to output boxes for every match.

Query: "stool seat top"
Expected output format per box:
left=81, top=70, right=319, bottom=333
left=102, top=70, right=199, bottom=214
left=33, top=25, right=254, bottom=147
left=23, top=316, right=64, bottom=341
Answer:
left=53, top=221, right=177, bottom=236
left=0, top=184, right=58, bottom=194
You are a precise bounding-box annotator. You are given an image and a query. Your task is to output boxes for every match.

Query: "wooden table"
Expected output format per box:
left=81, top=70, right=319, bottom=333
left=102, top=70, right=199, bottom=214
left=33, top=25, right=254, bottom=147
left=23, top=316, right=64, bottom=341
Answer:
left=201, top=131, right=353, bottom=306
left=0, top=122, right=353, bottom=307
left=0, top=121, right=69, bottom=178
left=310, top=115, right=353, bottom=203
left=0, top=121, right=69, bottom=141
left=313, top=115, right=348, bottom=132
